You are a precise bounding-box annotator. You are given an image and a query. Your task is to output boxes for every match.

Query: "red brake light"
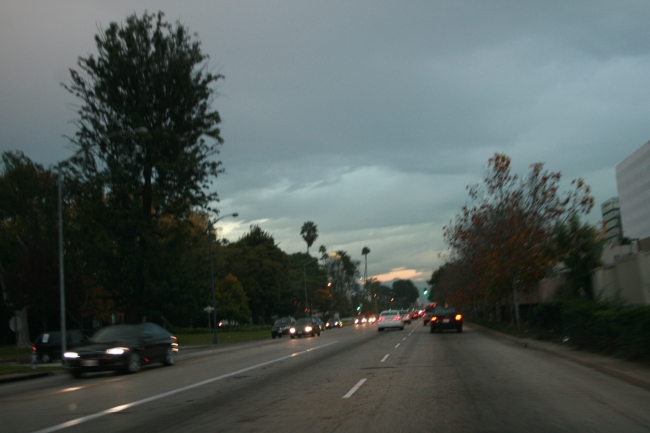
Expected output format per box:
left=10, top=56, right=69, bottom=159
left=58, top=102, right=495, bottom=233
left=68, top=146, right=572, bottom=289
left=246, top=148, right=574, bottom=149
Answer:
left=430, top=317, right=438, bottom=322
left=455, top=314, right=462, bottom=321
left=32, top=346, right=36, bottom=351
left=394, top=316, right=401, bottom=321
left=377, top=318, right=384, bottom=322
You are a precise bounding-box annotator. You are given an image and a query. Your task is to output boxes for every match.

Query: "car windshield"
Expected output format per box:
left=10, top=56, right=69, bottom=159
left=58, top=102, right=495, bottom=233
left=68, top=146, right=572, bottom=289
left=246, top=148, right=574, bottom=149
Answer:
left=91, top=325, right=139, bottom=343
left=433, top=307, right=457, bottom=315
left=296, top=318, right=312, bottom=325
left=274, top=318, right=292, bottom=326
left=380, top=311, right=398, bottom=316
left=327, top=318, right=337, bottom=323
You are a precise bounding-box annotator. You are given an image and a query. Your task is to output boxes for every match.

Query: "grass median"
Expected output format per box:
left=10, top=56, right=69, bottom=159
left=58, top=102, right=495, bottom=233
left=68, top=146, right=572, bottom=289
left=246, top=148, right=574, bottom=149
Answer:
left=173, top=326, right=271, bottom=346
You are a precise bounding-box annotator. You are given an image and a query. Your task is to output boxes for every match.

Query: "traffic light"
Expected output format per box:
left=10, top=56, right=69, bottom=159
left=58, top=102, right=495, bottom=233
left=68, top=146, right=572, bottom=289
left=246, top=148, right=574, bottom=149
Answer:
left=423, top=288, right=429, bottom=295
left=356, top=305, right=361, bottom=311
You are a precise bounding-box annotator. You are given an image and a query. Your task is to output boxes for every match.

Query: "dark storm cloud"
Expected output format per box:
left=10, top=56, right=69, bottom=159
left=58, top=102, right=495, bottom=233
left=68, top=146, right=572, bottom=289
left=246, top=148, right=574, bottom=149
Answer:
left=2, top=1, right=650, bottom=281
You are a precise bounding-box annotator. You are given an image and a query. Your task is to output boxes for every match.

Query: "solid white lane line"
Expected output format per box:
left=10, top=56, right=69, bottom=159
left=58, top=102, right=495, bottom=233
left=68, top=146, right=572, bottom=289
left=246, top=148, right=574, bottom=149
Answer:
left=342, top=379, right=367, bottom=399
left=380, top=354, right=389, bottom=363
left=33, top=341, right=339, bottom=433
left=395, top=343, right=400, bottom=348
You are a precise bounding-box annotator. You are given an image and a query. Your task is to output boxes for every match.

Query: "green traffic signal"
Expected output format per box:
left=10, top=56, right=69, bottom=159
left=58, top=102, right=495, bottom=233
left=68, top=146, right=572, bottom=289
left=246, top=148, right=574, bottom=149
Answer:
left=356, top=305, right=361, bottom=311
left=423, top=289, right=429, bottom=295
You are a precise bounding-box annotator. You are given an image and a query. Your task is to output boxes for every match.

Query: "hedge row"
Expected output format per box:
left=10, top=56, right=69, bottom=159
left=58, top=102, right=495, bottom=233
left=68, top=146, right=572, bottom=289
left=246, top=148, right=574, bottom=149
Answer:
left=530, top=299, right=650, bottom=362
left=172, top=325, right=271, bottom=334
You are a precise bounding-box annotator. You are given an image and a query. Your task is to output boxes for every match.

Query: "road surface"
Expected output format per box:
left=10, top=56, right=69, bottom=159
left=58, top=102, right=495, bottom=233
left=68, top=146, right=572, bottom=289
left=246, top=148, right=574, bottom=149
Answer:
left=1, top=322, right=649, bottom=432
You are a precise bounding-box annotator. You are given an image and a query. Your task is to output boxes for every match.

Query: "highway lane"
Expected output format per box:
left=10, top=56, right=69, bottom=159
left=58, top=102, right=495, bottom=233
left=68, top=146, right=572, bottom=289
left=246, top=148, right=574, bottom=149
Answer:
left=1, top=322, right=650, bottom=432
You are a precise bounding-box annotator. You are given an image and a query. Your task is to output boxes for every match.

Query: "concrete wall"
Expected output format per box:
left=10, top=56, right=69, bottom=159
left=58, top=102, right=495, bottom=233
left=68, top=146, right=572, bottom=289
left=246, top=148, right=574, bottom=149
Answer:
left=592, top=251, right=650, bottom=305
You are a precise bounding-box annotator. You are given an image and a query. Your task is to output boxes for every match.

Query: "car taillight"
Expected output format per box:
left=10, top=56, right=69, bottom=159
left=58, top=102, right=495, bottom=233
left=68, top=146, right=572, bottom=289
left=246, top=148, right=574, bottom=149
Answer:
left=430, top=317, right=438, bottom=322
left=393, top=317, right=401, bottom=321
left=455, top=314, right=462, bottom=321
left=32, top=346, right=36, bottom=351
left=377, top=318, right=384, bottom=322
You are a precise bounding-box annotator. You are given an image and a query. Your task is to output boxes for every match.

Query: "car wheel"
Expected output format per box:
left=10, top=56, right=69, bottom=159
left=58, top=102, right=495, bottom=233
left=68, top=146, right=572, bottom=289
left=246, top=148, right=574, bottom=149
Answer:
left=278, top=334, right=282, bottom=338
left=70, top=369, right=82, bottom=379
left=272, top=334, right=276, bottom=339
left=400, top=327, right=404, bottom=330
left=457, top=326, right=463, bottom=333
left=290, top=336, right=295, bottom=339
left=126, top=353, right=141, bottom=374
left=430, top=326, right=435, bottom=333
left=41, top=353, right=51, bottom=364
left=378, top=328, right=384, bottom=332
left=163, top=347, right=176, bottom=366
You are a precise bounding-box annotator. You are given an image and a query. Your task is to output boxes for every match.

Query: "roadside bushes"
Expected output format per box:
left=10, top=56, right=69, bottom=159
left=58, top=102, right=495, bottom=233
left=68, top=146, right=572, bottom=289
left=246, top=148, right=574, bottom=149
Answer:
left=171, top=325, right=271, bottom=334
left=530, top=299, right=650, bottom=362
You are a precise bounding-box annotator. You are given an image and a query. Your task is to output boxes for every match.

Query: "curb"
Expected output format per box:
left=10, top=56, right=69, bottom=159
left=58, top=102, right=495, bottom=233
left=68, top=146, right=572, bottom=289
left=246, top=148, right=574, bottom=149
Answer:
left=468, top=322, right=650, bottom=393
left=0, top=371, right=55, bottom=385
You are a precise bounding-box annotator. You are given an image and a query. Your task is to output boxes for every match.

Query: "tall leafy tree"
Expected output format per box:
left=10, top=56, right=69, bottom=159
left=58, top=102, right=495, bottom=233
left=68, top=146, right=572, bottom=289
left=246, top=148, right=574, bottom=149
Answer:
left=362, top=246, right=370, bottom=292
left=0, top=152, right=59, bottom=345
left=391, top=279, right=419, bottom=309
left=223, top=225, right=289, bottom=324
left=300, top=221, right=318, bottom=254
left=443, top=153, right=594, bottom=325
left=63, top=11, right=224, bottom=320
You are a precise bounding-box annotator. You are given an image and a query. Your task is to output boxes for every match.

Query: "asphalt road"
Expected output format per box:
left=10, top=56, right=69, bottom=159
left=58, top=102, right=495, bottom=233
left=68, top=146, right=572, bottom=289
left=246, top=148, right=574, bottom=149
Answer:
left=1, top=322, right=649, bottom=433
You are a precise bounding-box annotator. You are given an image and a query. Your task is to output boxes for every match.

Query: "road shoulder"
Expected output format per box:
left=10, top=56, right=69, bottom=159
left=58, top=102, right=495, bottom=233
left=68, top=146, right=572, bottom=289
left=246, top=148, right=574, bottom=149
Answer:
left=467, top=321, right=650, bottom=392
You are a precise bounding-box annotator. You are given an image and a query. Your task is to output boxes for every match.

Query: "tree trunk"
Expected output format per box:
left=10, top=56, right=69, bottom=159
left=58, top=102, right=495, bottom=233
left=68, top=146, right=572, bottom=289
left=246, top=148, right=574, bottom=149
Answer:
left=16, top=308, right=32, bottom=348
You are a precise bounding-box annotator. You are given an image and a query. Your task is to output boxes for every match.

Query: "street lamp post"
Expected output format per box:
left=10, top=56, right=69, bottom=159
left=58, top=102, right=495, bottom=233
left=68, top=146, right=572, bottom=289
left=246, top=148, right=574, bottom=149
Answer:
left=209, top=212, right=238, bottom=344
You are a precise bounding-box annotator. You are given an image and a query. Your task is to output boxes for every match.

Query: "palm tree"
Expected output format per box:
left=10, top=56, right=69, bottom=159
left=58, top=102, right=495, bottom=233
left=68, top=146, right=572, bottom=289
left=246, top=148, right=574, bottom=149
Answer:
left=362, top=246, right=370, bottom=290
left=300, top=221, right=318, bottom=254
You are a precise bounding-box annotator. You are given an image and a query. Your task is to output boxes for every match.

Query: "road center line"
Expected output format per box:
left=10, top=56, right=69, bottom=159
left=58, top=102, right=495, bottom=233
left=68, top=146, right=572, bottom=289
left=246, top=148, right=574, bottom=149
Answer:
left=402, top=337, right=407, bottom=341
left=32, top=341, right=339, bottom=433
left=395, top=343, right=400, bottom=348
left=380, top=354, right=389, bottom=363
left=342, top=379, right=367, bottom=399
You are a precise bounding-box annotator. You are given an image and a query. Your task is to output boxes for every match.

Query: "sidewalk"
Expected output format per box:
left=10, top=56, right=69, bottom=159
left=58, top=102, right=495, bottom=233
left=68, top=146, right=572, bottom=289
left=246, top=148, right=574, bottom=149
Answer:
left=468, top=322, right=650, bottom=392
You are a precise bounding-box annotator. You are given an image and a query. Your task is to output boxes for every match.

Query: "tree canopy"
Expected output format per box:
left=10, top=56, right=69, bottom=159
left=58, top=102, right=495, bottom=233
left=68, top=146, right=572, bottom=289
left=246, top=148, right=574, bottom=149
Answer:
left=63, top=11, right=225, bottom=320
left=300, top=221, right=318, bottom=254
left=442, top=153, right=594, bottom=325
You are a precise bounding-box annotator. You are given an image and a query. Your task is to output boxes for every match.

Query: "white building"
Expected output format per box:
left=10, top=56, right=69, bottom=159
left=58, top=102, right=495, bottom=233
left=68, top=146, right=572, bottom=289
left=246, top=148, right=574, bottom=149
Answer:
left=601, top=197, right=622, bottom=245
left=616, top=140, right=650, bottom=240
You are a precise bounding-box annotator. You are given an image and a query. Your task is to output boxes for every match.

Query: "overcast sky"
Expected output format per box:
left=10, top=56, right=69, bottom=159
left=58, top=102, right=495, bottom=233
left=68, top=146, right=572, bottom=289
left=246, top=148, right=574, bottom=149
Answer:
left=2, top=1, right=650, bottom=290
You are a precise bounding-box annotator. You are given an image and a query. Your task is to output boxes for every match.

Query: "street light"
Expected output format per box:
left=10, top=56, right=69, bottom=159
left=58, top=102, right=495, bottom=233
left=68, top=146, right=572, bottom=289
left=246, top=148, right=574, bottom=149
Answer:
left=209, top=212, right=239, bottom=344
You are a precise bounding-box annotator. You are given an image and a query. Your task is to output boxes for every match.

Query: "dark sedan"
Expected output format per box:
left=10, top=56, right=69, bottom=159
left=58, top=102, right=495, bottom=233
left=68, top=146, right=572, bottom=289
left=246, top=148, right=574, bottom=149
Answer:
left=289, top=317, right=321, bottom=338
left=429, top=307, right=463, bottom=333
left=272, top=317, right=296, bottom=338
left=64, top=322, right=178, bottom=378
left=326, top=318, right=343, bottom=329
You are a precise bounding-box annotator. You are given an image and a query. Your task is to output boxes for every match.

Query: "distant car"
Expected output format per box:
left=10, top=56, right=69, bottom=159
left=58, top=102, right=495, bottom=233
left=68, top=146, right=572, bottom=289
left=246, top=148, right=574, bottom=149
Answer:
left=32, top=330, right=89, bottom=364
left=377, top=310, right=404, bottom=331
left=429, top=307, right=463, bottom=333
left=400, top=310, right=412, bottom=324
left=421, top=303, right=438, bottom=326
left=326, top=318, right=343, bottom=329
left=272, top=317, right=296, bottom=338
left=354, top=316, right=368, bottom=325
left=64, top=323, right=178, bottom=378
left=367, top=315, right=377, bottom=324
left=411, top=310, right=421, bottom=319
left=290, top=317, right=321, bottom=338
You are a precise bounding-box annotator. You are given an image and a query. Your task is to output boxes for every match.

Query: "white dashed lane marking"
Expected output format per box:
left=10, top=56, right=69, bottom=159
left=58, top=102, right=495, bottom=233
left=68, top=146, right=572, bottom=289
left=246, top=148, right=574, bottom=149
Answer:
left=342, top=379, right=367, bottom=399
left=380, top=354, right=389, bottom=363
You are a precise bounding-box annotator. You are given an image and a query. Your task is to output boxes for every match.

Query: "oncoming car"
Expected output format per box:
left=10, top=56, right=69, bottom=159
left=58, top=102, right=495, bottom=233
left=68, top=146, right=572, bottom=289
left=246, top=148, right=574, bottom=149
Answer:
left=272, top=317, right=296, bottom=338
left=377, top=310, right=404, bottom=331
left=429, top=307, right=463, bottom=333
left=64, top=323, right=178, bottom=378
left=290, top=317, right=321, bottom=338
left=326, top=318, right=343, bottom=329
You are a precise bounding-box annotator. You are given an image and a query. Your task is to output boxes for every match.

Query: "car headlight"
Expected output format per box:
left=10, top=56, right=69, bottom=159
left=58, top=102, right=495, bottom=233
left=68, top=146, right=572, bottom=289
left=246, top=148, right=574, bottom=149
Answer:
left=63, top=352, right=79, bottom=359
left=105, top=347, right=129, bottom=355
left=305, top=326, right=312, bottom=332
left=289, top=328, right=296, bottom=334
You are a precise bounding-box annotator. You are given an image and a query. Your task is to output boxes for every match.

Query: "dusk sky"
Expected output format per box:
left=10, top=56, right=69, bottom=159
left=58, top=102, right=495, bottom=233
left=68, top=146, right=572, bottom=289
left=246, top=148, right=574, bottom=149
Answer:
left=2, top=1, right=650, bottom=290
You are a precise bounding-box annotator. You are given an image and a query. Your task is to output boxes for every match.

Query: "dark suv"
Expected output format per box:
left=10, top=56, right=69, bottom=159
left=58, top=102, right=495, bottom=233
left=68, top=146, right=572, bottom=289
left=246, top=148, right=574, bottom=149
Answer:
left=271, top=317, right=296, bottom=338
left=32, top=330, right=88, bottom=363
